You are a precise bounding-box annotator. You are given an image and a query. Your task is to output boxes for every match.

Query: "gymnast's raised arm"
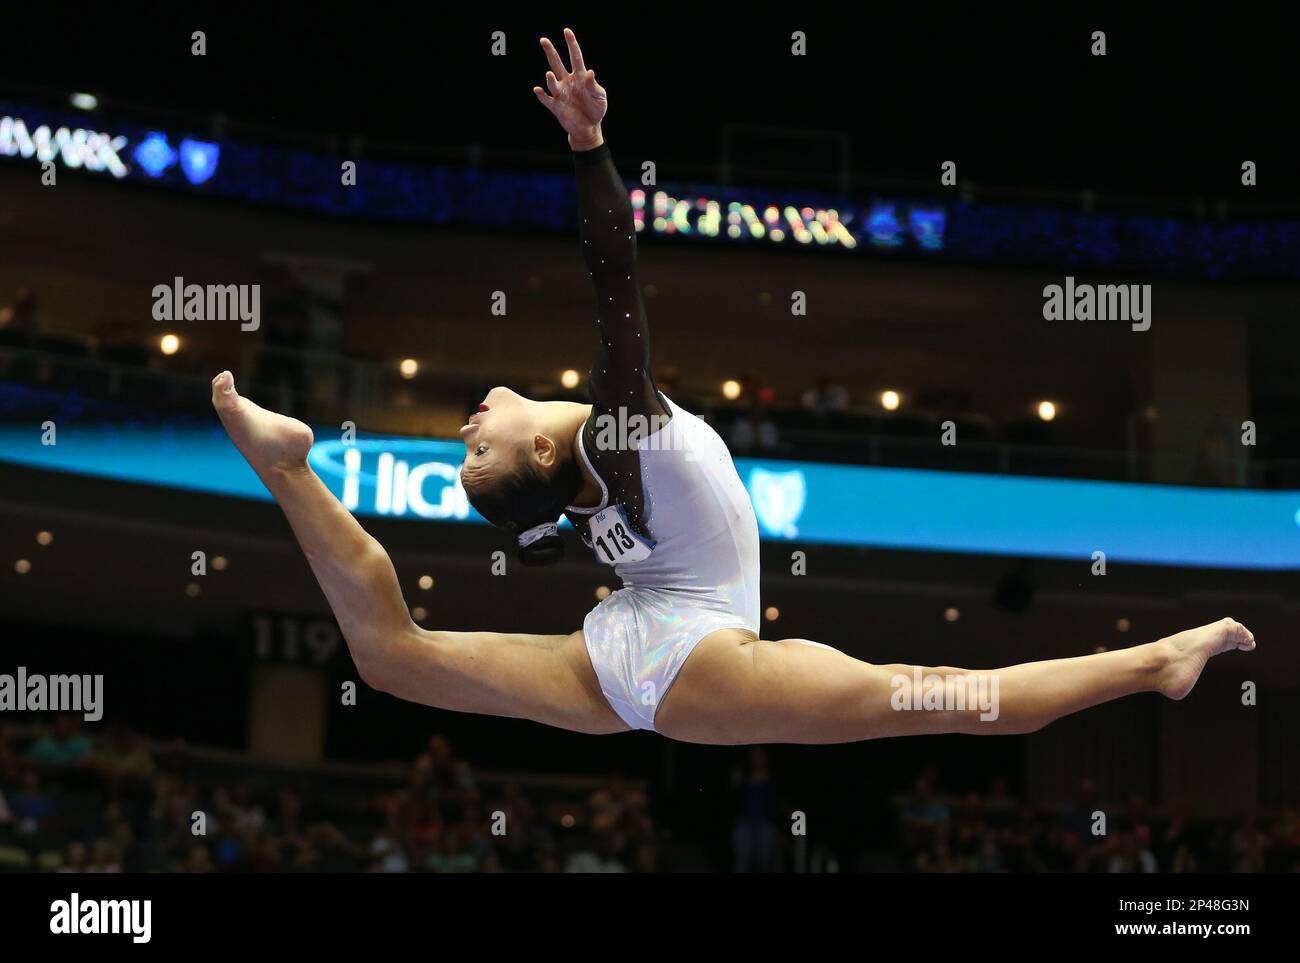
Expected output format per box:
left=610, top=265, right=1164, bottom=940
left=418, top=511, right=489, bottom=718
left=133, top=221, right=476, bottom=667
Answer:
left=534, top=28, right=664, bottom=420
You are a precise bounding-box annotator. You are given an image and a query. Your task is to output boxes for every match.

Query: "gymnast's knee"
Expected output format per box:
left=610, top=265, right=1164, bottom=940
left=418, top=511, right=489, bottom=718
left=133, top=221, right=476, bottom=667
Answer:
left=350, top=638, right=394, bottom=693
left=350, top=622, right=430, bottom=695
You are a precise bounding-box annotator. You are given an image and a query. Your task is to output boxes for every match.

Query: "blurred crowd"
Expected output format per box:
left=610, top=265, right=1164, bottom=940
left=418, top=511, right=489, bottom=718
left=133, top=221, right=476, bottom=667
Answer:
left=896, top=769, right=1300, bottom=873
left=0, top=717, right=661, bottom=873
left=2, top=718, right=1295, bottom=873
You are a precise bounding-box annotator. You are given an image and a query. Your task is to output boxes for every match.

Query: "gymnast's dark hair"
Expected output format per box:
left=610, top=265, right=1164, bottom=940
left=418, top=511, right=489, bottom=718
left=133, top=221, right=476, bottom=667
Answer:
left=462, top=454, right=584, bottom=567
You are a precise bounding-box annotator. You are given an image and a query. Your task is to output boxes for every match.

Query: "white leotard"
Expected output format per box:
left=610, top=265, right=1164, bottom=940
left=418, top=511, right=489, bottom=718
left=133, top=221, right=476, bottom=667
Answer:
left=572, top=394, right=761, bottom=730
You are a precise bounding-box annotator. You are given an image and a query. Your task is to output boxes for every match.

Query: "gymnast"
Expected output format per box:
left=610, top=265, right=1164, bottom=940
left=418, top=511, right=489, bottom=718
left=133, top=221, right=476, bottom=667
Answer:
left=211, top=29, right=1254, bottom=744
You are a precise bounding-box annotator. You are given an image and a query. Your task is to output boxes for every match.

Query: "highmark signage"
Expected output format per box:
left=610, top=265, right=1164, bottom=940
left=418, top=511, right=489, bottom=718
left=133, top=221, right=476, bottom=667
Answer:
left=0, top=114, right=129, bottom=178
left=0, top=112, right=220, bottom=185
left=312, top=439, right=471, bottom=520
left=1, top=423, right=1299, bottom=570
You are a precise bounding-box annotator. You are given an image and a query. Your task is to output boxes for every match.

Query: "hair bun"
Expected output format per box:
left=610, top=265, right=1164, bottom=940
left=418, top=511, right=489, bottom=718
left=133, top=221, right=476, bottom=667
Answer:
left=518, top=534, right=565, bottom=567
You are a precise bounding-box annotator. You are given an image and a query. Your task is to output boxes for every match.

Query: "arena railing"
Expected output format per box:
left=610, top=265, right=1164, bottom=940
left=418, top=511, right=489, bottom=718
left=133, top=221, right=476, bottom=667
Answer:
left=2, top=339, right=1295, bottom=489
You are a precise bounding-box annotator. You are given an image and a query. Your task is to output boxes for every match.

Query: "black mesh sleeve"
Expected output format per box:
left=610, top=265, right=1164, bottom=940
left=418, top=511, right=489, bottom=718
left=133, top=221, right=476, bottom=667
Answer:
left=573, top=143, right=667, bottom=420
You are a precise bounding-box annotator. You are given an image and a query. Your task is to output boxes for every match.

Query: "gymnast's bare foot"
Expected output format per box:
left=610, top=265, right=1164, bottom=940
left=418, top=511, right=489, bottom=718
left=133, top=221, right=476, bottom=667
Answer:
left=211, top=371, right=314, bottom=476
left=1156, top=618, right=1256, bottom=701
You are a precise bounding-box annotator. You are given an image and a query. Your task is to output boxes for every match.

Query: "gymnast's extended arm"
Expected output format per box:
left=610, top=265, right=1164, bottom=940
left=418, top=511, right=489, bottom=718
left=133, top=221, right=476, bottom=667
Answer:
left=534, top=29, right=664, bottom=419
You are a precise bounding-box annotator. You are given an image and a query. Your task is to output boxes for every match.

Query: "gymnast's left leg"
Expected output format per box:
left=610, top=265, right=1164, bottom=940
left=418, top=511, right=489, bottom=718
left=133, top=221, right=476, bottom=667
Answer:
left=210, top=371, right=626, bottom=735
left=654, top=619, right=1255, bottom=745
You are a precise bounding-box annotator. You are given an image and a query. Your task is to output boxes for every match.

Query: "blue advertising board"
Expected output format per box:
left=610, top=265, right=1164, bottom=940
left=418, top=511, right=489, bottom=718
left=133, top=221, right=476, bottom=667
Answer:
left=2, top=422, right=1297, bottom=570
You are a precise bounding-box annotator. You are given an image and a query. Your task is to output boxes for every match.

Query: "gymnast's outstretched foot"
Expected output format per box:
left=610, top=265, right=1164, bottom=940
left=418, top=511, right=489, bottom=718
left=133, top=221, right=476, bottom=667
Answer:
left=1156, top=617, right=1256, bottom=701
left=210, top=371, right=314, bottom=476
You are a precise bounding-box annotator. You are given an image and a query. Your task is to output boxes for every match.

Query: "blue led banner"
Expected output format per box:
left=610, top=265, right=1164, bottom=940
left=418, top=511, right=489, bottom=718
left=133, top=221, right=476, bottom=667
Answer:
left=2, top=423, right=1298, bottom=571
left=4, top=101, right=1299, bottom=278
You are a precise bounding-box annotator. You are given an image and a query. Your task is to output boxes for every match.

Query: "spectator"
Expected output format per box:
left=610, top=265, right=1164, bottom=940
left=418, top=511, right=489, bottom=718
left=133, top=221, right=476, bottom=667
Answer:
left=308, top=822, right=367, bottom=873
left=655, top=364, right=700, bottom=411
left=588, top=772, right=646, bottom=832
left=0, top=285, right=39, bottom=334
left=369, top=794, right=412, bottom=873
left=729, top=403, right=780, bottom=454
left=88, top=837, right=123, bottom=873
left=93, top=723, right=156, bottom=784
left=427, top=826, right=479, bottom=873
left=9, top=769, right=58, bottom=837
left=1133, top=825, right=1159, bottom=873
left=1059, top=777, right=1101, bottom=846
left=901, top=775, right=951, bottom=838
left=25, top=714, right=95, bottom=768
left=58, top=841, right=89, bottom=873
left=736, top=368, right=774, bottom=408
left=1231, top=815, right=1269, bottom=872
left=801, top=375, right=850, bottom=414
left=564, top=828, right=627, bottom=873
left=1271, top=807, right=1300, bottom=872
left=731, top=748, right=778, bottom=873
left=177, top=842, right=214, bottom=873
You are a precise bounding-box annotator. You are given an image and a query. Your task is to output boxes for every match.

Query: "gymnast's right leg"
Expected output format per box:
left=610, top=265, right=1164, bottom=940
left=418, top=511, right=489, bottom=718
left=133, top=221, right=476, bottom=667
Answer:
left=210, top=371, right=627, bottom=735
left=655, top=620, right=1255, bottom=745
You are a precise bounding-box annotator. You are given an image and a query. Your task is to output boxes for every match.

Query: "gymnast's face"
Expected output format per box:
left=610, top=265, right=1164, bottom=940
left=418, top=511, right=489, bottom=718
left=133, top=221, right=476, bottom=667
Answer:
left=459, top=386, right=553, bottom=481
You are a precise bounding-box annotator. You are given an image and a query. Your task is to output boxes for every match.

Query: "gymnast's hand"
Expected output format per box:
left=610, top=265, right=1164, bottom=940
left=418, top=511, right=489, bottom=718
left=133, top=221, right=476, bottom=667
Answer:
left=534, top=27, right=607, bottom=152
